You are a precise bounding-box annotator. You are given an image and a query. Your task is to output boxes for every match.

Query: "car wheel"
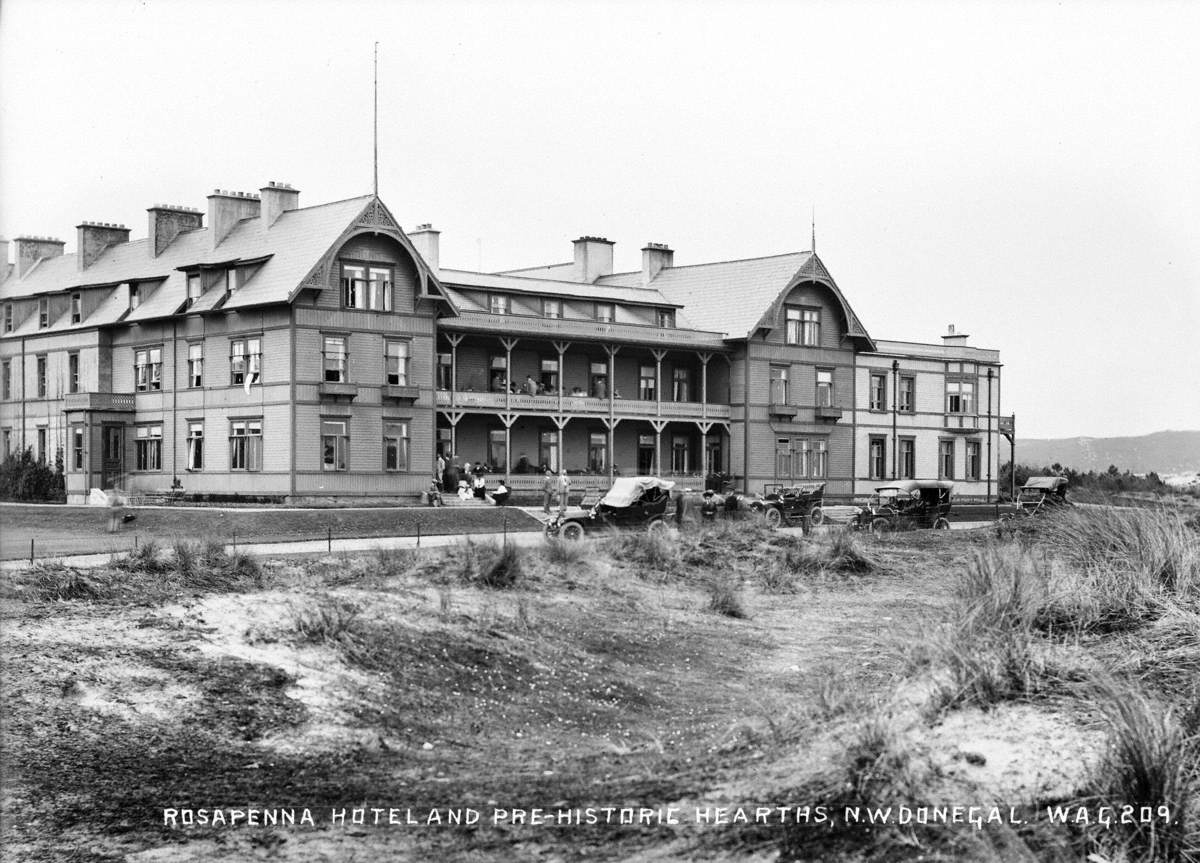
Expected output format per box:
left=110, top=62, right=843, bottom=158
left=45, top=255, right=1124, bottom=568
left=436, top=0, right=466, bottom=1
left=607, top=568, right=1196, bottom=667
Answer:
left=763, top=507, right=783, bottom=529
left=870, top=516, right=890, bottom=537
left=560, top=522, right=585, bottom=541
left=808, top=506, right=824, bottom=527
left=646, top=518, right=669, bottom=536
left=933, top=517, right=951, bottom=530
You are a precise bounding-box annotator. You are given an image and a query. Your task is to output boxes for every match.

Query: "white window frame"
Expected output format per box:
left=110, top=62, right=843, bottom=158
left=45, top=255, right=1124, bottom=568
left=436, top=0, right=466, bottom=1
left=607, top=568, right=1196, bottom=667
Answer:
left=187, top=421, right=204, bottom=471
left=229, top=419, right=263, bottom=471
left=383, top=421, right=409, bottom=471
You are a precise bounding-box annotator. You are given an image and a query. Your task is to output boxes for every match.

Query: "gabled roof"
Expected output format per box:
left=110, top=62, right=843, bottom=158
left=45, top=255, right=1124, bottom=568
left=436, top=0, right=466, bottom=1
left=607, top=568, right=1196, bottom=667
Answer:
left=439, top=268, right=682, bottom=308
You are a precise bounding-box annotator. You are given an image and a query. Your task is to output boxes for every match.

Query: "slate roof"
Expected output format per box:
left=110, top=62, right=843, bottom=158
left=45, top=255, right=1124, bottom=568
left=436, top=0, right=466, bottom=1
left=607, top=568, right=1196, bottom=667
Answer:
left=439, top=269, right=681, bottom=308
left=0, top=196, right=375, bottom=329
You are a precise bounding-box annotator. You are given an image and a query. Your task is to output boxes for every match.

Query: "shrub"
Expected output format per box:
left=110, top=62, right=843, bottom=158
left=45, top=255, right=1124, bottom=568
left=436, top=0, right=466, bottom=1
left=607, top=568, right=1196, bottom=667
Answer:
left=824, top=530, right=876, bottom=574
left=478, top=543, right=524, bottom=589
left=706, top=576, right=748, bottom=619
left=542, top=536, right=587, bottom=567
left=112, top=539, right=169, bottom=574
left=293, top=598, right=363, bottom=644
left=0, top=447, right=65, bottom=502
left=31, top=563, right=104, bottom=601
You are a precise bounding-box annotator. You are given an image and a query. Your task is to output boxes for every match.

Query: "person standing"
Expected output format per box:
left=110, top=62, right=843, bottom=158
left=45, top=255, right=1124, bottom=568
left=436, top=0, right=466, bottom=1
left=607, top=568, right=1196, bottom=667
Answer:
left=435, top=454, right=446, bottom=491
left=542, top=467, right=555, bottom=514
left=557, top=467, right=572, bottom=516
left=106, top=488, right=126, bottom=533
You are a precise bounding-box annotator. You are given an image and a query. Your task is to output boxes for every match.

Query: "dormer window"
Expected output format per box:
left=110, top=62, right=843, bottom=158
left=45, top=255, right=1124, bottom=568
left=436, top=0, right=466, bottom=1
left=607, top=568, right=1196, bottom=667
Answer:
left=71, top=293, right=82, bottom=323
left=225, top=269, right=239, bottom=294
left=340, top=263, right=392, bottom=311
left=129, top=284, right=141, bottom=311
left=38, top=297, right=49, bottom=328
left=656, top=308, right=675, bottom=328
left=542, top=298, right=562, bottom=319
left=489, top=294, right=510, bottom=315
left=186, top=273, right=202, bottom=307
left=5, top=303, right=14, bottom=332
left=594, top=302, right=614, bottom=323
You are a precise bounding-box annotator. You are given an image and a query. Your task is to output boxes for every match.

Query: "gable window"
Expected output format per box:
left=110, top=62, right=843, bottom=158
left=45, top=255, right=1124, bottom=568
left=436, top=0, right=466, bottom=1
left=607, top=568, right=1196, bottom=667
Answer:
left=899, top=376, right=915, bottom=413
left=187, top=421, right=204, bottom=470
left=384, top=421, right=409, bottom=471
left=540, top=357, right=559, bottom=393
left=939, top=440, right=955, bottom=479
left=368, top=267, right=392, bottom=311
left=187, top=343, right=203, bottom=387
left=186, top=273, right=202, bottom=307
left=946, top=379, right=975, bottom=414
left=72, top=426, right=85, bottom=471
left=672, top=367, right=690, bottom=402
left=593, top=302, right=614, bottom=323
left=966, top=441, right=981, bottom=480
left=869, top=437, right=886, bottom=480
left=323, top=336, right=348, bottom=383
left=869, top=373, right=887, bottom=411
left=1, top=360, right=9, bottom=400
left=786, top=306, right=820, bottom=345
left=900, top=438, right=916, bottom=479
left=3, top=303, right=12, bottom=332
left=342, top=264, right=365, bottom=308
left=816, top=369, right=834, bottom=407
left=129, top=284, right=141, bottom=310
left=638, top=365, right=656, bottom=401
left=385, top=341, right=409, bottom=386
left=656, top=308, right=675, bottom=328
left=436, top=352, right=453, bottom=390
left=71, top=293, right=82, bottom=323
left=36, top=355, right=47, bottom=397
left=230, top=338, right=261, bottom=386
left=542, top=298, right=562, bottom=318
left=68, top=352, right=79, bottom=393
left=769, top=365, right=788, bottom=405
left=340, top=264, right=391, bottom=311
left=489, top=294, right=510, bottom=315
left=322, top=420, right=349, bottom=470
left=229, top=420, right=263, bottom=471
left=38, top=297, right=49, bottom=328
left=135, top=424, right=163, bottom=471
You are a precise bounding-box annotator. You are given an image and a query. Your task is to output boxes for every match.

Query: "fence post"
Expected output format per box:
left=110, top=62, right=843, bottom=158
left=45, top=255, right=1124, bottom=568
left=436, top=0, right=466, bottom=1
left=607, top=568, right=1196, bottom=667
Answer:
left=417, top=524, right=421, bottom=548
left=327, top=526, right=332, bottom=553
left=134, top=534, right=138, bottom=551
left=503, top=516, right=507, bottom=546
left=30, top=538, right=34, bottom=564
left=232, top=531, right=236, bottom=552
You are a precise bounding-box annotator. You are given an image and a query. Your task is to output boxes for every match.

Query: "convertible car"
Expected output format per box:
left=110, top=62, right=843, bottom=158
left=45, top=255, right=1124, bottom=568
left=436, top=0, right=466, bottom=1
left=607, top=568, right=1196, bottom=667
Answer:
left=544, top=476, right=675, bottom=541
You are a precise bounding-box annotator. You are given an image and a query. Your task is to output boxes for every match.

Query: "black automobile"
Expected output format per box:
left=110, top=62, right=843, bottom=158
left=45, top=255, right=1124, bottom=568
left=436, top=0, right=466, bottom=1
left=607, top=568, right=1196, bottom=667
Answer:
left=544, top=477, right=675, bottom=541
left=1013, top=476, right=1070, bottom=516
left=748, top=482, right=826, bottom=528
left=852, top=480, right=953, bottom=535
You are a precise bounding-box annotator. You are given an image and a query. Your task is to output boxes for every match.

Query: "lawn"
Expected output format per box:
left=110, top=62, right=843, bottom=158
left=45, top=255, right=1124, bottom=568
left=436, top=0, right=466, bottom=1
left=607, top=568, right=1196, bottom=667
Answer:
left=0, top=503, right=541, bottom=560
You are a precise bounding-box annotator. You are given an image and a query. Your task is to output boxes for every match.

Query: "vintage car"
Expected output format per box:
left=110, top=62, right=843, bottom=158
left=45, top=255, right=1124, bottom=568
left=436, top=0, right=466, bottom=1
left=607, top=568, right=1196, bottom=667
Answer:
left=851, top=480, right=953, bottom=535
left=544, top=476, right=675, bottom=541
left=1013, top=476, right=1071, bottom=516
left=748, top=482, right=826, bottom=527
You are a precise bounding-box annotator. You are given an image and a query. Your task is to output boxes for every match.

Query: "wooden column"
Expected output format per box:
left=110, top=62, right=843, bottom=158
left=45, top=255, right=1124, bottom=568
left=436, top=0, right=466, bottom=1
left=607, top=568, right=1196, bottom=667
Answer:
left=652, top=349, right=666, bottom=418
left=445, top=333, right=464, bottom=408
left=605, top=344, right=620, bottom=482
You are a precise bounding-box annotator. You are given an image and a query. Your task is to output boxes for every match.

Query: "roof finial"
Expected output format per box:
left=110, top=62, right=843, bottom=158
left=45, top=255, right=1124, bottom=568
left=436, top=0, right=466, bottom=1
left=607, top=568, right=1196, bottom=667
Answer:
left=811, top=206, right=816, bottom=254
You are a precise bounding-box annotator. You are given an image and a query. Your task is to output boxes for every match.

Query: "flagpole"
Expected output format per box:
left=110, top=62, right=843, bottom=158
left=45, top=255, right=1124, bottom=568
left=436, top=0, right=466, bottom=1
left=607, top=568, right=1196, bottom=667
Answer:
left=373, top=42, right=379, bottom=197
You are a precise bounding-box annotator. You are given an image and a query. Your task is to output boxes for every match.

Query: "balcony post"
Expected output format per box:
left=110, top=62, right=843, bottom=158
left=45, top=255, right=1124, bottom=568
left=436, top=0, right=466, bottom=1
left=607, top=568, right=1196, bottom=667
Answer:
left=501, top=337, right=518, bottom=413
left=553, top=340, right=570, bottom=415
left=698, top=351, right=711, bottom=420
left=605, top=344, right=619, bottom=482
left=652, top=349, right=666, bottom=418
left=445, top=333, right=463, bottom=410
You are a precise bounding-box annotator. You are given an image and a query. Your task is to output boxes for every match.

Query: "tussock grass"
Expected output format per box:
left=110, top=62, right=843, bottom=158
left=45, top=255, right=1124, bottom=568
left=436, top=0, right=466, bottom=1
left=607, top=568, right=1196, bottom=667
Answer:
left=28, top=562, right=104, bottom=601
left=371, top=546, right=418, bottom=579
left=111, top=539, right=169, bottom=575
left=824, top=529, right=877, bottom=574
left=605, top=531, right=678, bottom=575
left=293, top=598, right=363, bottom=644
left=542, top=536, right=588, bottom=567
left=479, top=543, right=524, bottom=589
left=705, top=576, right=748, bottom=619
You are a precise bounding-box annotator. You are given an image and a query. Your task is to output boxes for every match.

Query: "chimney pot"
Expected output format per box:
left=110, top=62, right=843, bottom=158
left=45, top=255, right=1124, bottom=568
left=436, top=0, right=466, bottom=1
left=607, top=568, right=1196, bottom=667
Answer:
left=572, top=235, right=615, bottom=283
left=640, top=242, right=674, bottom=284
left=76, top=221, right=131, bottom=270
left=259, top=181, right=301, bottom=228
left=408, top=223, right=440, bottom=272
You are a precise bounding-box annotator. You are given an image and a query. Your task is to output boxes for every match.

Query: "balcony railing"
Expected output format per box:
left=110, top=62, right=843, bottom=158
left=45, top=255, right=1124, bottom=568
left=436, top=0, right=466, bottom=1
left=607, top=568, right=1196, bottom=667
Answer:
left=435, top=390, right=730, bottom=420
left=63, top=392, right=135, bottom=412
left=814, top=405, right=844, bottom=421
left=944, top=413, right=981, bottom=432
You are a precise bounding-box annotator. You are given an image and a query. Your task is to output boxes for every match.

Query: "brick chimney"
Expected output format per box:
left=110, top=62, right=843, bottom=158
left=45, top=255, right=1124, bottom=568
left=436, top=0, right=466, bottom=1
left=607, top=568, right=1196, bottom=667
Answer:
left=942, top=324, right=970, bottom=348
left=76, top=221, right=131, bottom=270
left=259, top=181, right=300, bottom=227
left=14, top=236, right=65, bottom=278
left=409, top=223, right=440, bottom=272
left=641, top=242, right=674, bottom=285
left=207, top=189, right=261, bottom=248
left=572, top=236, right=614, bottom=283
left=147, top=204, right=203, bottom=257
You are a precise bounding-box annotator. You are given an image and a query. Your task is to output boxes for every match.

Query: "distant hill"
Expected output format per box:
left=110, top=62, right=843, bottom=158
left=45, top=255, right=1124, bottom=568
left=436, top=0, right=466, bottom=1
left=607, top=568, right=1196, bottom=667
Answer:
left=1015, top=430, right=1200, bottom=476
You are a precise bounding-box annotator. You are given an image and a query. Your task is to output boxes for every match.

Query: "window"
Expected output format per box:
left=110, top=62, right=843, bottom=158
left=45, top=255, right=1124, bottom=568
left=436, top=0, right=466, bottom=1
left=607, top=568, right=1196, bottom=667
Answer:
left=71, top=426, right=84, bottom=470
left=384, top=422, right=410, bottom=471
left=436, top=352, right=453, bottom=390
left=230, top=338, right=261, bottom=386
left=129, top=284, right=141, bottom=310
left=671, top=435, right=690, bottom=473
left=672, top=367, right=690, bottom=402
left=900, top=438, right=916, bottom=479
left=869, top=438, right=886, bottom=480
left=368, top=267, right=392, bottom=311
left=135, top=424, right=163, bottom=471
left=323, top=336, right=348, bottom=383
left=71, top=293, right=82, bottom=323
left=812, top=439, right=828, bottom=478
left=706, top=433, right=723, bottom=474
left=590, top=361, right=608, bottom=397
left=946, top=379, right=976, bottom=414
left=786, top=306, right=820, bottom=345
left=539, top=430, right=559, bottom=472
left=489, top=294, right=509, bottom=315
left=816, top=369, right=833, bottom=407
left=588, top=432, right=606, bottom=472
left=385, top=341, right=409, bottom=386
left=224, top=269, right=239, bottom=294
left=899, top=376, right=915, bottom=413
left=341, top=264, right=390, bottom=310
left=188, top=344, right=203, bottom=387
left=638, top=434, right=655, bottom=473
left=36, top=355, right=47, bottom=397
left=542, top=298, right=562, bottom=318
left=869, top=373, right=887, bottom=411
left=540, top=357, right=559, bottom=393
left=769, top=365, right=789, bottom=405
left=186, top=273, right=202, bottom=307
left=775, top=438, right=793, bottom=478
left=796, top=439, right=811, bottom=477
left=966, top=441, right=981, bottom=480
left=68, top=352, right=79, bottom=393
left=37, top=428, right=47, bottom=463
left=134, top=348, right=162, bottom=392
left=593, top=302, right=614, bottom=323
left=321, top=420, right=349, bottom=470
left=487, top=428, right=506, bottom=470
left=187, top=422, right=204, bottom=470
left=341, top=265, right=365, bottom=308
left=1, top=361, right=9, bottom=400
left=490, top=355, right=508, bottom=392
left=436, top=427, right=452, bottom=458
left=38, top=297, right=49, bottom=328
left=230, top=420, right=262, bottom=471
left=939, top=440, right=955, bottom=480
left=657, top=308, right=675, bottom=328
left=3, top=303, right=11, bottom=332
left=639, top=365, right=656, bottom=401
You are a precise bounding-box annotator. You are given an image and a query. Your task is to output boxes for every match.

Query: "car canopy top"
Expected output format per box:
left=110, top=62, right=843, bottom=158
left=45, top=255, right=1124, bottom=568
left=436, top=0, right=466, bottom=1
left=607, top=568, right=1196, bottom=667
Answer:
left=873, top=480, right=955, bottom=498
left=599, top=476, right=676, bottom=508
left=1022, top=476, right=1068, bottom=491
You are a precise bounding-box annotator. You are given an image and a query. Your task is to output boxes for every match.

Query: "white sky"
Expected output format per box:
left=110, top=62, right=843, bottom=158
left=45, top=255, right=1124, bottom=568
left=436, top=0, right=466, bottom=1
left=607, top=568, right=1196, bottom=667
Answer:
left=1, top=0, right=1197, bottom=438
